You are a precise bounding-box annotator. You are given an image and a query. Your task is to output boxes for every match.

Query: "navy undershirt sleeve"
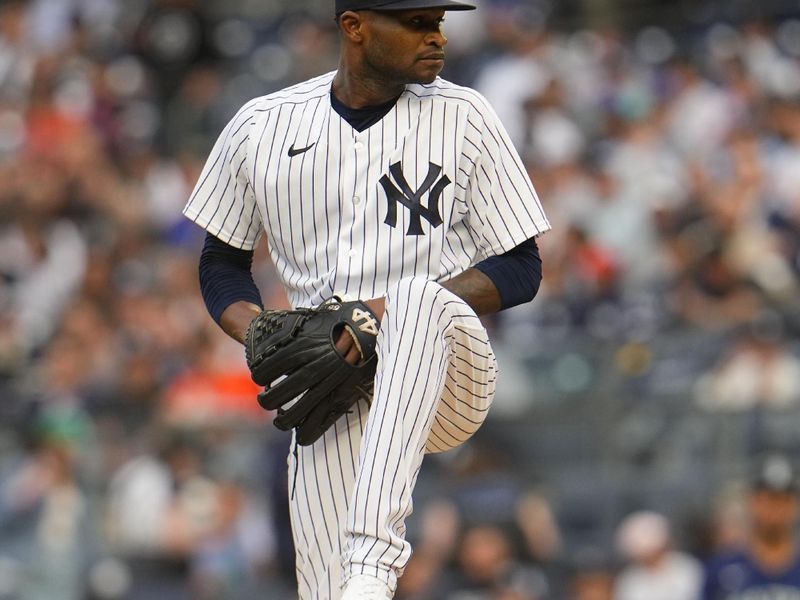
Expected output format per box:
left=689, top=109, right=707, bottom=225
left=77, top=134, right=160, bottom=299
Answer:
left=474, top=237, right=542, bottom=310
left=199, top=232, right=263, bottom=325
left=199, top=230, right=539, bottom=321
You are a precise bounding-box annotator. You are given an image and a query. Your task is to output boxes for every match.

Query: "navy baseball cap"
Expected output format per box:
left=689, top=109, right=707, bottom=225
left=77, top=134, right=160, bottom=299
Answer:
left=751, top=454, right=798, bottom=493
left=336, top=0, right=476, bottom=14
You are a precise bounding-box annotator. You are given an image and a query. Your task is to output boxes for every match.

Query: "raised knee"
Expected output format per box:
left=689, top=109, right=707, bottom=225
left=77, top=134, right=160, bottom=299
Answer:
left=382, top=277, right=472, bottom=339
left=386, top=276, right=445, bottom=312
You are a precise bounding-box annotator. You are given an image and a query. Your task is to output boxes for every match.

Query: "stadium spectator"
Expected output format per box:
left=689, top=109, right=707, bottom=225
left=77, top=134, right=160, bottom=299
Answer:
left=701, top=454, right=800, bottom=599
left=613, top=511, right=702, bottom=600
left=695, top=313, right=800, bottom=411
left=443, top=522, right=549, bottom=600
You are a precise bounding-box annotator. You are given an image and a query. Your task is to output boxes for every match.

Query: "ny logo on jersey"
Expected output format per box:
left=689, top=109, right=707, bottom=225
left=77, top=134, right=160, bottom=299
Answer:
left=351, top=308, right=379, bottom=336
left=379, top=161, right=451, bottom=236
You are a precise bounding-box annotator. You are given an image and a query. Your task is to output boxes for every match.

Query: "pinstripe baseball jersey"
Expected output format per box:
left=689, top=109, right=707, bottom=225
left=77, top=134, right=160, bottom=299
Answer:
left=183, top=71, right=551, bottom=307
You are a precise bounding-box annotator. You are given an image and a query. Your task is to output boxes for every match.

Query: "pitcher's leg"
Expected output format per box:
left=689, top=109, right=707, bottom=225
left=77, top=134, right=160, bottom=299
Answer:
left=426, top=308, right=497, bottom=454
left=342, top=277, right=497, bottom=594
left=289, top=400, right=369, bottom=600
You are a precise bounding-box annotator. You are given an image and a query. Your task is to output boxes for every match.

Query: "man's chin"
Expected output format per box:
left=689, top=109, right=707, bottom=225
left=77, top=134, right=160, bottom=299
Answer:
left=411, top=70, right=441, bottom=85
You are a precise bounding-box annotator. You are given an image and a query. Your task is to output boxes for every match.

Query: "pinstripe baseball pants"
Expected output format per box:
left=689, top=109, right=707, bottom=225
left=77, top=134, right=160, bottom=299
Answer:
left=288, top=277, right=498, bottom=599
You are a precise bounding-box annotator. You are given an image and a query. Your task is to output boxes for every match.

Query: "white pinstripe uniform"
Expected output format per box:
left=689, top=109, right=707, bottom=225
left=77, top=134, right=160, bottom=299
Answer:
left=184, top=71, right=550, bottom=599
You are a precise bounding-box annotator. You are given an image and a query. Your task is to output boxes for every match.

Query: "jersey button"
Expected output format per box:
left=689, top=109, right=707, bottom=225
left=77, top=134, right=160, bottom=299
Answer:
left=354, top=142, right=364, bottom=151
left=353, top=196, right=361, bottom=205
left=348, top=249, right=358, bottom=258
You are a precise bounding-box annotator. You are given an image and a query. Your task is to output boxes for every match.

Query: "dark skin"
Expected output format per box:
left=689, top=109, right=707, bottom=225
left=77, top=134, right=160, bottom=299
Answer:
left=748, top=489, right=799, bottom=573
left=221, top=8, right=501, bottom=361
left=332, top=9, right=449, bottom=106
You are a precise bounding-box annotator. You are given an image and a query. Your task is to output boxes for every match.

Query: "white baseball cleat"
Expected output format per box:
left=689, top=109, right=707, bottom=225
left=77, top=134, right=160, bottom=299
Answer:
left=341, top=575, right=393, bottom=600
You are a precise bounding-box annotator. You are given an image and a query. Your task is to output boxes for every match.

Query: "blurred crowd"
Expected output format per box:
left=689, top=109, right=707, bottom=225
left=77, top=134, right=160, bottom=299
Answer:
left=2, top=0, right=800, bottom=598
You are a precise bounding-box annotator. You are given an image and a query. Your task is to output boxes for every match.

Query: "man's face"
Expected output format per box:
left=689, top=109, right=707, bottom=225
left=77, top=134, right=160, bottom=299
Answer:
left=750, top=489, right=799, bottom=540
left=360, top=9, right=448, bottom=85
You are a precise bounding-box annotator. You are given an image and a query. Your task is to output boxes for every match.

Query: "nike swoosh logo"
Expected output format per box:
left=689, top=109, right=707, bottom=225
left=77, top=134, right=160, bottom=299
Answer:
left=288, top=143, right=315, bottom=157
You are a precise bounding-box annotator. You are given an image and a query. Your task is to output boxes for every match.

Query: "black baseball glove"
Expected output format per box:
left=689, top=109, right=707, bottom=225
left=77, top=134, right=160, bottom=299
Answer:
left=244, top=298, right=380, bottom=446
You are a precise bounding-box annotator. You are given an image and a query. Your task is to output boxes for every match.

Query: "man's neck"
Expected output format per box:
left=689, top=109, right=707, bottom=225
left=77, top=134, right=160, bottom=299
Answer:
left=332, top=62, right=405, bottom=109
left=751, top=534, right=796, bottom=573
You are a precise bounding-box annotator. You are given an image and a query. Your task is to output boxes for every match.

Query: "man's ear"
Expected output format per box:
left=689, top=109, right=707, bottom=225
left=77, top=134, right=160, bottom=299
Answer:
left=338, top=11, right=366, bottom=43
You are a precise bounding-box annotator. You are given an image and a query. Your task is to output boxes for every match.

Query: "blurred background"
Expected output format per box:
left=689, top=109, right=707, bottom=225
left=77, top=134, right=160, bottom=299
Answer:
left=2, top=0, right=800, bottom=598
